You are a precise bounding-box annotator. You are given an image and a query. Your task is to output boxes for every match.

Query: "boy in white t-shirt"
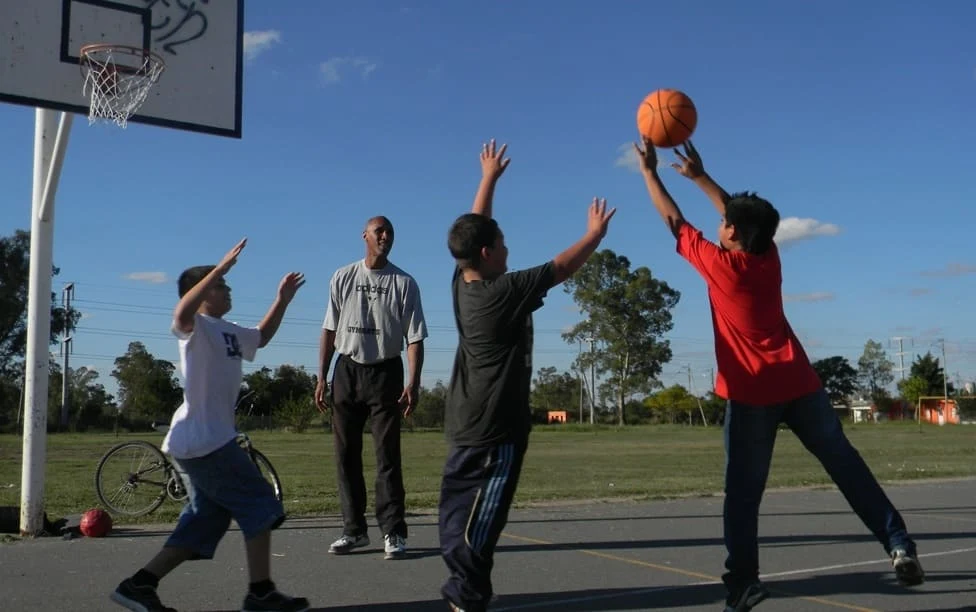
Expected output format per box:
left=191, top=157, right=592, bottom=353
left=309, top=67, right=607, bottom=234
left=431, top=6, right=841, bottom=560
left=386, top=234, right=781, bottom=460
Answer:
left=110, top=239, right=310, bottom=612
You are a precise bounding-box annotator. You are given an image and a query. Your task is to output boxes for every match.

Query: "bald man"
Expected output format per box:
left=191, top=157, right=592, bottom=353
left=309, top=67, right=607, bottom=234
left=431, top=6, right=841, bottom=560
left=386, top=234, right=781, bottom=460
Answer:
left=315, top=216, right=428, bottom=560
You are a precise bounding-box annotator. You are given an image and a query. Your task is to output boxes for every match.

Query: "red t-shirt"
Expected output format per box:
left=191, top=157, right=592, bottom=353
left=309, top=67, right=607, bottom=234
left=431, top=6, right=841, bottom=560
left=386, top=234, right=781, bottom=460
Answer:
left=676, top=222, right=821, bottom=406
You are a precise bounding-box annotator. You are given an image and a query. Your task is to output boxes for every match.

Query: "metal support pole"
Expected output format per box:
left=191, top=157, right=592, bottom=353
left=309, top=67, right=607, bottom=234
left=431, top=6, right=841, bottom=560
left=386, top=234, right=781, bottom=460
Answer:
left=21, top=108, right=73, bottom=536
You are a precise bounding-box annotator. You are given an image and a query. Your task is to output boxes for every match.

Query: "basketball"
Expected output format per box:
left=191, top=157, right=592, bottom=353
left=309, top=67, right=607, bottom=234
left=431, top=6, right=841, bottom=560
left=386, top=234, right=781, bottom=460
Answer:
left=636, top=89, right=698, bottom=148
left=79, top=508, right=112, bottom=538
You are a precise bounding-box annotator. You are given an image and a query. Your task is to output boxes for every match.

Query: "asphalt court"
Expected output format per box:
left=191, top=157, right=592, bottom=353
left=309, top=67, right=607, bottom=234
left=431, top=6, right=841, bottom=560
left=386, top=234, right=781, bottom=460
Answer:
left=2, top=478, right=974, bottom=611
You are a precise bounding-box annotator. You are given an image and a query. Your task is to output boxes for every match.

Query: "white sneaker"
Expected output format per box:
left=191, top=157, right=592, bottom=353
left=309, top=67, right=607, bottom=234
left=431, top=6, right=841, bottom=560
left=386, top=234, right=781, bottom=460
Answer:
left=328, top=534, right=369, bottom=555
left=383, top=533, right=407, bottom=560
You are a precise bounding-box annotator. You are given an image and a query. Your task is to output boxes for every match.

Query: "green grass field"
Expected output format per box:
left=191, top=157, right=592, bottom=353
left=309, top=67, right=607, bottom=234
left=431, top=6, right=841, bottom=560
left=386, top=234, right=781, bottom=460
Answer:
left=1, top=423, right=973, bottom=525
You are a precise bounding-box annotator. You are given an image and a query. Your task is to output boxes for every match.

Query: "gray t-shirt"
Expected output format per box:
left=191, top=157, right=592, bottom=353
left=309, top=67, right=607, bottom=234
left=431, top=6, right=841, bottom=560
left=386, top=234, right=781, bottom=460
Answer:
left=323, top=259, right=428, bottom=365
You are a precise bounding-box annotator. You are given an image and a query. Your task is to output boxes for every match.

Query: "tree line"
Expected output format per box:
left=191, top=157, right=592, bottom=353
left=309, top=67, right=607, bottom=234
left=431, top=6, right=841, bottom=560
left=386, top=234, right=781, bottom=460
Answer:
left=1, top=229, right=972, bottom=433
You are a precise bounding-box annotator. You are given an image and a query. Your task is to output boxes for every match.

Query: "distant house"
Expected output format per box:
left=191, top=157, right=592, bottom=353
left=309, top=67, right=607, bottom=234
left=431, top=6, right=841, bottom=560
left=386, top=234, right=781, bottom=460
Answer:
left=849, top=400, right=875, bottom=423
left=871, top=398, right=960, bottom=425
left=547, top=410, right=568, bottom=424
left=918, top=398, right=960, bottom=425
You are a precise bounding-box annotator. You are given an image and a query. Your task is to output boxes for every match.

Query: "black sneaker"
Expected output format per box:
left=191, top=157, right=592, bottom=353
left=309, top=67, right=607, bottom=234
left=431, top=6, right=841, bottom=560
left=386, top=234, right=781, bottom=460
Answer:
left=241, top=590, right=310, bottom=612
left=724, top=581, right=769, bottom=612
left=109, top=578, right=176, bottom=612
left=891, top=548, right=925, bottom=586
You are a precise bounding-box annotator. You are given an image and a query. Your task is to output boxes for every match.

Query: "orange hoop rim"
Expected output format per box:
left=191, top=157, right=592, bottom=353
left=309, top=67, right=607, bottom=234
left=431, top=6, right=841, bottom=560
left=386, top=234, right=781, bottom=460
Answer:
left=79, top=43, right=166, bottom=76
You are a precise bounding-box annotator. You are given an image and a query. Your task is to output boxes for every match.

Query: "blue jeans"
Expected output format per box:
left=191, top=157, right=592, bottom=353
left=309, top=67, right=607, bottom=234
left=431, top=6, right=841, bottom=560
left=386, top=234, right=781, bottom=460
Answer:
left=722, top=388, right=914, bottom=591
left=165, top=439, right=284, bottom=559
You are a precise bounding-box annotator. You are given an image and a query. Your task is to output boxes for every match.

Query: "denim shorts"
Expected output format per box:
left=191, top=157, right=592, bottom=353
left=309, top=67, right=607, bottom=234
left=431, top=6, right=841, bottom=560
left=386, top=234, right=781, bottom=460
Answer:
left=164, top=438, right=284, bottom=559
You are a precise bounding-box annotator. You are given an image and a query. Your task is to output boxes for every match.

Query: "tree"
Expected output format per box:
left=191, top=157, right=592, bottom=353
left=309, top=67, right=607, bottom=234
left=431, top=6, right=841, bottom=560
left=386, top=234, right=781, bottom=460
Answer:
left=268, top=364, right=315, bottom=408
left=48, top=365, right=116, bottom=431
left=643, top=385, right=697, bottom=424
left=412, top=381, right=447, bottom=429
left=562, top=250, right=680, bottom=426
left=957, top=397, right=976, bottom=420
left=530, top=367, right=578, bottom=422
left=0, top=230, right=80, bottom=375
left=897, top=375, right=928, bottom=408
left=856, top=339, right=894, bottom=402
left=111, top=342, right=183, bottom=427
left=909, top=351, right=953, bottom=397
left=241, top=366, right=275, bottom=416
left=812, top=356, right=858, bottom=405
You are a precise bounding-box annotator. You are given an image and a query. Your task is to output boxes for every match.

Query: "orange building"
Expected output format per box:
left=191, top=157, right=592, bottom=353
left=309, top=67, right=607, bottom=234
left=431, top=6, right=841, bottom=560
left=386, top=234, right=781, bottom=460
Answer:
left=875, top=398, right=960, bottom=425
left=918, top=398, right=960, bottom=425
left=547, top=411, right=568, bottom=424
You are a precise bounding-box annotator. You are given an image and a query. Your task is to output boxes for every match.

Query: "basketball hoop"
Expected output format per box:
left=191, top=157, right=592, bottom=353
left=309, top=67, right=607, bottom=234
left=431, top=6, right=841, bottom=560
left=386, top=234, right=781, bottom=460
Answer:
left=79, top=44, right=165, bottom=128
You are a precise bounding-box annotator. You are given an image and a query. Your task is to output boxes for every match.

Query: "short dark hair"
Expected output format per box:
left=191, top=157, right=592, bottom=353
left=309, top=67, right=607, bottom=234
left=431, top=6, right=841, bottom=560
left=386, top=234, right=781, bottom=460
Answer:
left=448, top=213, right=501, bottom=270
left=177, top=265, right=215, bottom=297
left=725, top=192, right=780, bottom=255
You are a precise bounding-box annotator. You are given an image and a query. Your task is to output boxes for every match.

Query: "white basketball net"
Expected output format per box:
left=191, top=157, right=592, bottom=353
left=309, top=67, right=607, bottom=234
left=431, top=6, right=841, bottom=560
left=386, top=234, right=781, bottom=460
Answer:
left=81, top=45, right=165, bottom=128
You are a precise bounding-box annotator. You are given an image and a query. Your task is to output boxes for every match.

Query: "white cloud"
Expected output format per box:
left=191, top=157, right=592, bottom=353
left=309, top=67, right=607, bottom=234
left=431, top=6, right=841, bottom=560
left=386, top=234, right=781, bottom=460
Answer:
left=243, top=30, right=281, bottom=62
left=920, top=263, right=976, bottom=277
left=124, top=271, right=168, bottom=284
left=320, top=56, right=378, bottom=84
left=775, top=217, right=841, bottom=245
left=614, top=143, right=668, bottom=173
left=783, top=292, right=835, bottom=303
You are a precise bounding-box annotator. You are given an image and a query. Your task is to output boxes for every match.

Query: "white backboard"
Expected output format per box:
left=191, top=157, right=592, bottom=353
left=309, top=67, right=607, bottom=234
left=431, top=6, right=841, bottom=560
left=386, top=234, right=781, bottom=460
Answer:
left=0, top=0, right=244, bottom=138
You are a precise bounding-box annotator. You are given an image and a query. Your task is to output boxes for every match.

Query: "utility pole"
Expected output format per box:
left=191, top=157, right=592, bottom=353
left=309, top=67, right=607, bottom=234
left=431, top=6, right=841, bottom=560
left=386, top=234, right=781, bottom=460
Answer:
left=684, top=364, right=709, bottom=426
left=577, top=340, right=584, bottom=424
left=938, top=338, right=948, bottom=405
left=587, top=337, right=596, bottom=425
left=889, top=336, right=912, bottom=381
left=59, top=283, right=74, bottom=430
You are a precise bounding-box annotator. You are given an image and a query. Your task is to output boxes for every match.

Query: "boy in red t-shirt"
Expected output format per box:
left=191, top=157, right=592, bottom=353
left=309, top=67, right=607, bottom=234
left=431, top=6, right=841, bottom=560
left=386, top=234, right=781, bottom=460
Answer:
left=633, top=138, right=924, bottom=611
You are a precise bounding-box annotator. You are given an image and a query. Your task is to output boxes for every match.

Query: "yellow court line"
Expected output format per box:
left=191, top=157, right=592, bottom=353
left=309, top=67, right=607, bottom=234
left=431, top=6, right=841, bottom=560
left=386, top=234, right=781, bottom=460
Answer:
left=500, top=532, right=879, bottom=612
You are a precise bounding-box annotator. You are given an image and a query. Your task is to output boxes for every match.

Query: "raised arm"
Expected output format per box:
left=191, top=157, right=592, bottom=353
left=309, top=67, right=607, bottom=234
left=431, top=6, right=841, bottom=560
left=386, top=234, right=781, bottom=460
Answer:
left=173, top=238, right=246, bottom=334
left=671, top=140, right=731, bottom=217
left=552, top=198, right=616, bottom=284
left=634, top=139, right=687, bottom=239
left=257, top=272, right=305, bottom=347
left=471, top=139, right=511, bottom=218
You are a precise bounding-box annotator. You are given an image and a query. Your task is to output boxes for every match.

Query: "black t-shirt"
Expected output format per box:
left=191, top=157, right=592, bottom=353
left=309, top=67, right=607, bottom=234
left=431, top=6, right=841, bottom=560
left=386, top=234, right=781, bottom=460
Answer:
left=445, top=262, right=557, bottom=446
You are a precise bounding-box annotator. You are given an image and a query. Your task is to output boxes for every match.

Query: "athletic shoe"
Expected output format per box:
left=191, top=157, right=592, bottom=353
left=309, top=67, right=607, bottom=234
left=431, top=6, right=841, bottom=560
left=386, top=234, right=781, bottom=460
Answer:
left=109, top=578, right=176, bottom=612
left=891, top=547, right=925, bottom=585
left=724, top=581, right=769, bottom=612
left=384, top=533, right=407, bottom=560
left=328, top=533, right=369, bottom=554
left=241, top=589, right=310, bottom=612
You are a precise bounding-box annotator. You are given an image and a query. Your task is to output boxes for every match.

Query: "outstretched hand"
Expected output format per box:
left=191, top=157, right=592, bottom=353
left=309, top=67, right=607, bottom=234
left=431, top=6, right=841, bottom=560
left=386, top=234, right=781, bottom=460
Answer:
left=480, top=139, right=510, bottom=181
left=586, top=198, right=616, bottom=238
left=216, top=238, right=247, bottom=275
left=277, top=272, right=306, bottom=304
left=671, top=140, right=705, bottom=179
left=632, top=138, right=659, bottom=175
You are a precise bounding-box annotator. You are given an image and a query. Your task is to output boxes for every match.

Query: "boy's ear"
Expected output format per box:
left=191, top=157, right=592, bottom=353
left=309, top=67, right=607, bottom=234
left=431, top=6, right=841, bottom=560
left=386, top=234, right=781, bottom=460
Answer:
left=727, top=224, right=740, bottom=242
left=479, top=245, right=491, bottom=264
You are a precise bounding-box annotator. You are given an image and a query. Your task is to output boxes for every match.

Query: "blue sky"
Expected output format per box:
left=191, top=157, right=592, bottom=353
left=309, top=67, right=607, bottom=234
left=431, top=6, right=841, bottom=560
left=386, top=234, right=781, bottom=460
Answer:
left=2, top=1, right=975, bottom=401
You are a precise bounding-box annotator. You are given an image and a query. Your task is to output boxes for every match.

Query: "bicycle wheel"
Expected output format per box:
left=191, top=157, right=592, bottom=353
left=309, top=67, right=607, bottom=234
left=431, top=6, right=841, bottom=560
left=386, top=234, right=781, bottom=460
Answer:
left=250, top=448, right=284, bottom=502
left=94, top=440, right=170, bottom=517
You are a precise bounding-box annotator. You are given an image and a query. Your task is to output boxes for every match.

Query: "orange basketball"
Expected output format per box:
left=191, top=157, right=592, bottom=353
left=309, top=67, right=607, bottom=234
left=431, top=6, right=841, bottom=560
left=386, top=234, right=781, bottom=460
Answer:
left=636, top=89, right=697, bottom=148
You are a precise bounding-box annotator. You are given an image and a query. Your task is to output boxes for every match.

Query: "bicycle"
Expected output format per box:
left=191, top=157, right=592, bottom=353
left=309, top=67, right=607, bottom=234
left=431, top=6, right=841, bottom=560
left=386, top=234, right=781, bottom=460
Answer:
left=94, top=428, right=283, bottom=518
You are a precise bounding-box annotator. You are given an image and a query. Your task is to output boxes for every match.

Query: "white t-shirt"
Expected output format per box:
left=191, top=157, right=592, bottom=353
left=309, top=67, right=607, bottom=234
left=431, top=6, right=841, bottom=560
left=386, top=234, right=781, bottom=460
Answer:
left=162, top=313, right=261, bottom=459
left=323, top=260, right=428, bottom=365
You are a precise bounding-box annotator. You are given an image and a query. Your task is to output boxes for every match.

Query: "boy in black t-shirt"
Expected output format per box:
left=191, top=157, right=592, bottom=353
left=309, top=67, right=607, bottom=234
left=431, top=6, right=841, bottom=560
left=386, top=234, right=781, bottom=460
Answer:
left=439, top=140, right=616, bottom=612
